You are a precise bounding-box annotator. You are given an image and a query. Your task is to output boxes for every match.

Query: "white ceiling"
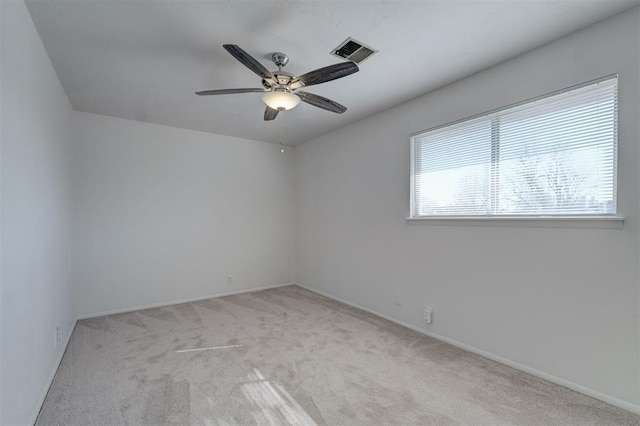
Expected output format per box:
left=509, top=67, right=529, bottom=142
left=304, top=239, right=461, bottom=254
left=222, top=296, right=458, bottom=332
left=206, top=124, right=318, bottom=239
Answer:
left=26, top=0, right=638, bottom=145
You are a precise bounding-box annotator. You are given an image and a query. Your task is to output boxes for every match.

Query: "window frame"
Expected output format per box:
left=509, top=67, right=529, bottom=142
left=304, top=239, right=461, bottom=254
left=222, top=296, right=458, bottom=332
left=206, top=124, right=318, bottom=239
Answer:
left=409, top=75, right=623, bottom=226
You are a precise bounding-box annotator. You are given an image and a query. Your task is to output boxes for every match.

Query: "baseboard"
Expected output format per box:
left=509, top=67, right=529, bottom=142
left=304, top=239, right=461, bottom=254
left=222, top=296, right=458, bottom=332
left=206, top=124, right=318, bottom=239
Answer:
left=30, top=318, right=78, bottom=425
left=76, top=283, right=296, bottom=320
left=294, top=283, right=640, bottom=415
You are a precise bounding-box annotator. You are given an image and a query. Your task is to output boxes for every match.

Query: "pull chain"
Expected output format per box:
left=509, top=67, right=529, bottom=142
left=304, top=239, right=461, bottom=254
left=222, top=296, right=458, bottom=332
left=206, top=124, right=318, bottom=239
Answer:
left=279, top=120, right=286, bottom=154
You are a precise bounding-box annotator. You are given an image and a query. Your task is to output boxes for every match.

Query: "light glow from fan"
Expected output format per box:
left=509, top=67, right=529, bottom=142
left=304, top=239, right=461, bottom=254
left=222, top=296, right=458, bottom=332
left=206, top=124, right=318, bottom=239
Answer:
left=262, top=90, right=300, bottom=111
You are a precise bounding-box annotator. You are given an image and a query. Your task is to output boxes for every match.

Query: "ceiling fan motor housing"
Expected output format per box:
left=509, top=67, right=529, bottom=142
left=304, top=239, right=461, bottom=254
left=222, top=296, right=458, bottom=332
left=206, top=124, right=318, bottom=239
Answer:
left=262, top=72, right=293, bottom=89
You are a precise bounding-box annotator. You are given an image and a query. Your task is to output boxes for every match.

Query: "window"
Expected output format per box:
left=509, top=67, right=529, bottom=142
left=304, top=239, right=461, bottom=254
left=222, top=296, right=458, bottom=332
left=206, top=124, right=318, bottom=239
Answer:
left=410, top=76, right=618, bottom=218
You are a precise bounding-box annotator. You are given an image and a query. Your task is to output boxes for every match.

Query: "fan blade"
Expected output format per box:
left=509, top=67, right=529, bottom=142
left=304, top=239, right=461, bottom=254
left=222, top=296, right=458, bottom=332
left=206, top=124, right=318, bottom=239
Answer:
left=195, top=88, right=265, bottom=96
left=290, top=62, right=359, bottom=89
left=296, top=91, right=347, bottom=114
left=223, top=44, right=275, bottom=81
left=264, top=106, right=279, bottom=121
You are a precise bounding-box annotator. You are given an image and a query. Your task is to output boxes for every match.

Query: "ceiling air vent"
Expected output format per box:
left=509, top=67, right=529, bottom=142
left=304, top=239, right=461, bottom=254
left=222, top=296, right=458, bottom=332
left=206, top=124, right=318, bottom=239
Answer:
left=331, top=38, right=377, bottom=64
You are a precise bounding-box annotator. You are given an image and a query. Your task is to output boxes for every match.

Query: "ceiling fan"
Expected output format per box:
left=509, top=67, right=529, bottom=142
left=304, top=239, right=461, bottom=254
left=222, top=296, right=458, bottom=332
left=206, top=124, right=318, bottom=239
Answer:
left=196, top=44, right=359, bottom=121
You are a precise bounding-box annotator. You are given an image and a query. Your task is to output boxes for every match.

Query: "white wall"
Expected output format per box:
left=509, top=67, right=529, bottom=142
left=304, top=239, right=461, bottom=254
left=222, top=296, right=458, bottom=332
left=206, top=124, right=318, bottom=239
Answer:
left=294, top=8, right=639, bottom=409
left=72, top=112, right=295, bottom=316
left=1, top=0, right=4, bottom=421
left=1, top=1, right=75, bottom=424
left=1, top=1, right=4, bottom=420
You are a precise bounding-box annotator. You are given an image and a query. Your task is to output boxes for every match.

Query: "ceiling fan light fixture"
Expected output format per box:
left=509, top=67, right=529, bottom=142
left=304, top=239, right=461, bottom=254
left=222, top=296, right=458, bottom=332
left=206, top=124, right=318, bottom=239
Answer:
left=262, top=90, right=300, bottom=111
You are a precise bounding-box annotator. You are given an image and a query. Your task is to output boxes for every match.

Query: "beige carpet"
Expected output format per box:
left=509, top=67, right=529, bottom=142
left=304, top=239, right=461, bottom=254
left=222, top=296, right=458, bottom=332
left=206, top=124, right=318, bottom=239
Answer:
left=37, top=285, right=638, bottom=425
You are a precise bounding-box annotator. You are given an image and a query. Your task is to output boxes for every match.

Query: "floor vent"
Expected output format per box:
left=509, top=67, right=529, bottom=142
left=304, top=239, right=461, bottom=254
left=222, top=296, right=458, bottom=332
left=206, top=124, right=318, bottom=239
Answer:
left=331, top=37, right=377, bottom=64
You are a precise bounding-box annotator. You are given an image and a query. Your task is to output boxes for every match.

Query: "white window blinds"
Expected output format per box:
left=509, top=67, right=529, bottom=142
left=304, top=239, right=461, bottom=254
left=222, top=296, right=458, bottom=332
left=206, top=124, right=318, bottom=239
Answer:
left=411, top=77, right=618, bottom=217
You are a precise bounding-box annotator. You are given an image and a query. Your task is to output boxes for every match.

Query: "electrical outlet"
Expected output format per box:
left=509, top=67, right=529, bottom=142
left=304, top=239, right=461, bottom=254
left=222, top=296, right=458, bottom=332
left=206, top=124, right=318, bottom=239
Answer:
left=395, top=293, right=403, bottom=306
left=424, top=306, right=433, bottom=324
left=227, top=276, right=233, bottom=286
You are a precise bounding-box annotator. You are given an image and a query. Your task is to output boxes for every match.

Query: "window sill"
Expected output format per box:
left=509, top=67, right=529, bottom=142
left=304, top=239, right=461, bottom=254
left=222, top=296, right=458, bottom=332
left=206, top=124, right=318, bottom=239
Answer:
left=406, top=215, right=624, bottom=229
